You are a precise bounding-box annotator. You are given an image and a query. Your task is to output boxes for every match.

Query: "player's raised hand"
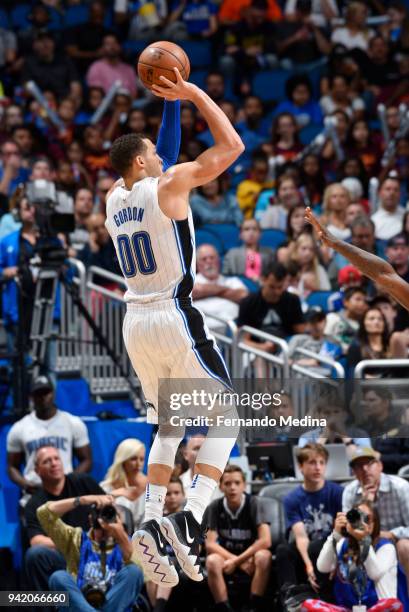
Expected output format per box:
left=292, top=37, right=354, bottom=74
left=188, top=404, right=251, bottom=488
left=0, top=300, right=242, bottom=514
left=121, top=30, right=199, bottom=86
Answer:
left=151, top=67, right=197, bottom=101
left=305, top=206, right=336, bottom=247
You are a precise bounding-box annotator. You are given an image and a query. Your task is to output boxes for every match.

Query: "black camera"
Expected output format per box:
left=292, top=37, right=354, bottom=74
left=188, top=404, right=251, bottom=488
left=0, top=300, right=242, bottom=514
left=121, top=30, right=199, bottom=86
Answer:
left=346, top=508, right=369, bottom=530
left=82, top=580, right=108, bottom=609
left=26, top=180, right=75, bottom=235
left=90, top=503, right=118, bottom=530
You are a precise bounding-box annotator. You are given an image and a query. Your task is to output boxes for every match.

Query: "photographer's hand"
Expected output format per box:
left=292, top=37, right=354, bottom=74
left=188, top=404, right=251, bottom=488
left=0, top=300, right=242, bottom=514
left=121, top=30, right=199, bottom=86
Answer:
left=80, top=494, right=115, bottom=508
left=3, top=266, right=18, bottom=280
left=346, top=521, right=371, bottom=541
left=334, top=512, right=347, bottom=535
left=99, top=515, right=133, bottom=562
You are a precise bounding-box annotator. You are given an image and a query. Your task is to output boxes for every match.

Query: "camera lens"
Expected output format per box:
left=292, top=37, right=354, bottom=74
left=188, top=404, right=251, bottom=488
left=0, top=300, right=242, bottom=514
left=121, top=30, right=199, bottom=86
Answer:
left=100, top=505, right=117, bottom=523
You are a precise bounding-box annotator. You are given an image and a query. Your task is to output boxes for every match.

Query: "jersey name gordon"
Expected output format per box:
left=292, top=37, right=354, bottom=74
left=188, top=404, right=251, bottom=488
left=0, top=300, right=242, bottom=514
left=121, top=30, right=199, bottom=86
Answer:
left=113, top=206, right=145, bottom=228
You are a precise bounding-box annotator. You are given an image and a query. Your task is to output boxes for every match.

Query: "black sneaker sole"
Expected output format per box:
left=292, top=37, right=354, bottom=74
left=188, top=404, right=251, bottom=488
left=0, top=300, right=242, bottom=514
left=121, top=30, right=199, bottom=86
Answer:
left=132, top=529, right=179, bottom=586
left=160, top=516, right=203, bottom=582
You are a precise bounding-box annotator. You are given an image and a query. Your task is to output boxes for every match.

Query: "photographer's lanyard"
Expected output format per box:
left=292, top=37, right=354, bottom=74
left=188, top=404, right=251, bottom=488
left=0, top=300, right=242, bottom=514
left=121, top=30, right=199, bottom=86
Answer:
left=100, top=541, right=106, bottom=578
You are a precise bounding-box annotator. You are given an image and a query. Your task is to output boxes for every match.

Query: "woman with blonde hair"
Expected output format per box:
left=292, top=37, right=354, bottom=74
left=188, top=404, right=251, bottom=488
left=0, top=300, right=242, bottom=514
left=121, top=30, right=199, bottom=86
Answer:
left=288, top=233, right=331, bottom=294
left=322, top=183, right=351, bottom=241
left=101, top=438, right=147, bottom=531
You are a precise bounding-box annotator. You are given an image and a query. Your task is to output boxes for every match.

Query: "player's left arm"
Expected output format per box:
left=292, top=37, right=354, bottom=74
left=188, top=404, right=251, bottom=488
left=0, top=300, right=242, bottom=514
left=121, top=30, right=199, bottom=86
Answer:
left=156, top=100, right=181, bottom=171
left=232, top=523, right=272, bottom=566
left=305, top=207, right=409, bottom=311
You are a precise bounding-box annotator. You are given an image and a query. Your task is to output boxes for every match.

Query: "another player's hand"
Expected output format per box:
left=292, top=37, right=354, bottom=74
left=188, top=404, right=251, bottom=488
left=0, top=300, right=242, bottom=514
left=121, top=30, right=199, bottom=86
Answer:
left=304, top=207, right=336, bottom=248
left=151, top=67, right=197, bottom=101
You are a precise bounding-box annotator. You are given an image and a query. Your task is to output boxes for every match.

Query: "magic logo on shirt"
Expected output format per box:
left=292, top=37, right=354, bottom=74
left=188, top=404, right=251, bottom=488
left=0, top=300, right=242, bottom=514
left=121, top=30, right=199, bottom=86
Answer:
left=26, top=436, right=68, bottom=453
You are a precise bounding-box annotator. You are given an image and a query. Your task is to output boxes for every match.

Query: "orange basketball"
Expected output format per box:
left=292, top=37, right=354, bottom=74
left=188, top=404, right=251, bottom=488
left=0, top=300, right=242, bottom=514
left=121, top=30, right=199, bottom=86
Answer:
left=137, top=41, right=190, bottom=91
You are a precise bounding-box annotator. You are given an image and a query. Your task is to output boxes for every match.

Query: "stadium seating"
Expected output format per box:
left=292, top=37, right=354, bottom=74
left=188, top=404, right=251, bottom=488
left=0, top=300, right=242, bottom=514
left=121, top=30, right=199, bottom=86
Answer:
left=179, top=41, right=212, bottom=69
left=253, top=70, right=293, bottom=103
left=63, top=4, right=89, bottom=28
left=237, top=275, right=259, bottom=293
left=306, top=290, right=334, bottom=312
left=202, top=223, right=241, bottom=252
left=300, top=123, right=323, bottom=146
left=195, top=228, right=224, bottom=254
left=259, top=229, right=287, bottom=250
left=0, top=8, right=9, bottom=28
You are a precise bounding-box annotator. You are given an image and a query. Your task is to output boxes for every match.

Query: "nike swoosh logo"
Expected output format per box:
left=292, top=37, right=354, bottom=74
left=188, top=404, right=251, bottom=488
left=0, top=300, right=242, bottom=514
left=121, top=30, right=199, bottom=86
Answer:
left=156, top=530, right=165, bottom=549
left=185, top=516, right=194, bottom=545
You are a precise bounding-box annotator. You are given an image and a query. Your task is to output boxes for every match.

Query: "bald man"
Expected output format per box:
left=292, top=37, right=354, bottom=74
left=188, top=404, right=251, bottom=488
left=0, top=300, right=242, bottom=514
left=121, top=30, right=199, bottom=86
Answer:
left=192, top=244, right=248, bottom=332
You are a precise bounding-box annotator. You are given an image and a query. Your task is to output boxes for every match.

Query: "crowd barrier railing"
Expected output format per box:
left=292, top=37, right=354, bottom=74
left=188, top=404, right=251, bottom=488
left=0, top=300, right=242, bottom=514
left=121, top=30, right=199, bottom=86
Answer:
left=206, top=314, right=238, bottom=377
left=56, top=258, right=87, bottom=374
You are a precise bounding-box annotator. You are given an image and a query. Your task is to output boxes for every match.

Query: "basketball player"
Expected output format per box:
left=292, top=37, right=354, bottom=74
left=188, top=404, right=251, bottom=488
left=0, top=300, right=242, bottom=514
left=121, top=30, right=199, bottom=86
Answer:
left=105, top=69, right=244, bottom=585
left=305, top=207, right=409, bottom=309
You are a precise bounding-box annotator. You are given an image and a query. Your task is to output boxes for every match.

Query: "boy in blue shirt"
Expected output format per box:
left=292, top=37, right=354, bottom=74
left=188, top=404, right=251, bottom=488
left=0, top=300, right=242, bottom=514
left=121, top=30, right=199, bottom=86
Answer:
left=276, top=443, right=343, bottom=605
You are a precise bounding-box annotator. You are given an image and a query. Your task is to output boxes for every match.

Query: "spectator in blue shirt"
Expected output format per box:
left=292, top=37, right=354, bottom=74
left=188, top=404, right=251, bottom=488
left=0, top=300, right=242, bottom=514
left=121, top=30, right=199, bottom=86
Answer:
left=275, top=74, right=323, bottom=128
left=276, top=443, right=343, bottom=607
left=190, top=176, right=243, bottom=227
left=165, top=0, right=218, bottom=40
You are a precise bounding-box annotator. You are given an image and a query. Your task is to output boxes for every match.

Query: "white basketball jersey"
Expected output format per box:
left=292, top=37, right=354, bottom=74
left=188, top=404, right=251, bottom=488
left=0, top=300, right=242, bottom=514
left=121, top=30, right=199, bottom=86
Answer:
left=105, top=177, right=196, bottom=303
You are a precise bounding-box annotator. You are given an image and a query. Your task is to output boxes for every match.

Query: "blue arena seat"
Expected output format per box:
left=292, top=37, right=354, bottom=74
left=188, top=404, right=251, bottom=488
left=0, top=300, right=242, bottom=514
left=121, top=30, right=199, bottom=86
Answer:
left=306, top=290, right=334, bottom=312
left=122, top=40, right=148, bottom=58
left=253, top=70, right=293, bottom=103
left=189, top=69, right=208, bottom=89
left=64, top=4, right=89, bottom=27
left=201, top=223, right=241, bottom=252
left=195, top=228, right=224, bottom=254
left=179, top=41, right=212, bottom=68
left=237, top=275, right=259, bottom=293
left=300, top=123, right=322, bottom=146
left=10, top=4, right=30, bottom=29
left=259, top=228, right=287, bottom=250
left=0, top=8, right=9, bottom=28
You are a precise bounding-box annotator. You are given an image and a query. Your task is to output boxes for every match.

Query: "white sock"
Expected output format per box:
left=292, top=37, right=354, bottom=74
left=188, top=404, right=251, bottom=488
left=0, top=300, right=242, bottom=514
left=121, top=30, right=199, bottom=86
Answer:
left=185, top=474, right=218, bottom=524
left=143, top=483, right=167, bottom=523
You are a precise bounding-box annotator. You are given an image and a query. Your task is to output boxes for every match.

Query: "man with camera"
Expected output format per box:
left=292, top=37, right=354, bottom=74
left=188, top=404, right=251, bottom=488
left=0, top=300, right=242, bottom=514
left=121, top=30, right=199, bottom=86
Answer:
left=37, top=493, right=144, bottom=611
left=343, top=447, right=409, bottom=591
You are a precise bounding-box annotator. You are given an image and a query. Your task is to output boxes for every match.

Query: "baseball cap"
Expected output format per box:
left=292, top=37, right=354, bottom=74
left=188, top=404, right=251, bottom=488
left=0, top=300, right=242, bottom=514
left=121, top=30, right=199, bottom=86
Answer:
left=31, top=376, right=53, bottom=395
left=349, top=447, right=380, bottom=466
left=338, top=265, right=362, bottom=286
left=306, top=306, right=326, bottom=323
left=386, top=233, right=408, bottom=248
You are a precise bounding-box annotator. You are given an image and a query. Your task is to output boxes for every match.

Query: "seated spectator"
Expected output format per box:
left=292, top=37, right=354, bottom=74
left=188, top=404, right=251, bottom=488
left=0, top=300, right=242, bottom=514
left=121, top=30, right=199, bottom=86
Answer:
left=276, top=204, right=310, bottom=263
left=287, top=233, right=331, bottom=291
left=82, top=125, right=111, bottom=182
left=237, top=262, right=305, bottom=349
left=298, top=396, right=371, bottom=450
left=0, top=25, right=17, bottom=70
left=331, top=1, right=375, bottom=53
left=0, top=140, right=30, bottom=197
left=276, top=443, right=343, bottom=607
left=192, top=244, right=248, bottom=332
left=302, top=500, right=403, bottom=612
left=360, top=386, right=409, bottom=474
left=79, top=213, right=122, bottom=284
left=273, top=1, right=331, bottom=66
left=328, top=217, right=381, bottom=288
left=385, top=232, right=409, bottom=283
left=179, top=434, right=205, bottom=494
left=65, top=0, right=110, bottom=73
left=86, top=33, right=138, bottom=98
left=205, top=465, right=272, bottom=612
left=37, top=494, right=143, bottom=612
left=69, top=188, right=94, bottom=256
left=259, top=174, right=302, bottom=230
left=7, top=376, right=91, bottom=500
left=67, top=140, right=93, bottom=190
left=24, top=446, right=105, bottom=592
left=362, top=36, right=401, bottom=103
left=347, top=306, right=404, bottom=376
left=321, top=183, right=351, bottom=241
left=237, top=152, right=273, bottom=219
left=21, top=31, right=81, bottom=101
left=299, top=154, right=326, bottom=208
left=346, top=119, right=382, bottom=177
left=275, top=74, right=323, bottom=128
left=95, top=174, right=115, bottom=216
left=125, top=0, right=168, bottom=41
left=100, top=438, right=147, bottom=531
left=320, top=74, right=365, bottom=120
left=342, top=179, right=366, bottom=212
left=371, top=176, right=404, bottom=241
left=288, top=306, right=342, bottom=373
left=165, top=0, right=218, bottom=41
left=205, top=71, right=226, bottom=103
left=263, top=113, right=302, bottom=163
left=219, top=1, right=277, bottom=94
left=222, top=219, right=274, bottom=283
left=190, top=177, right=243, bottom=227
left=11, top=125, right=38, bottom=167
left=236, top=95, right=272, bottom=140
left=343, top=447, right=409, bottom=590
left=325, top=286, right=368, bottom=354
